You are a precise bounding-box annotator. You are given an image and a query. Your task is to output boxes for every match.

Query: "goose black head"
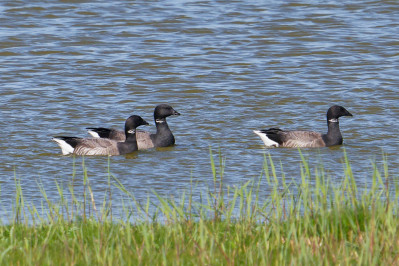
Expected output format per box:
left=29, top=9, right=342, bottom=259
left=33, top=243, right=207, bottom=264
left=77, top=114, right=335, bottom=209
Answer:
left=154, top=104, right=180, bottom=120
left=326, top=105, right=353, bottom=122
left=125, top=115, right=149, bottom=134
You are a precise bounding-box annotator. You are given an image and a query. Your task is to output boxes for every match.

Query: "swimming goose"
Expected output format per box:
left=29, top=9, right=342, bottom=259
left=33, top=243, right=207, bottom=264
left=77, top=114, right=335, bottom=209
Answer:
left=52, top=115, right=149, bottom=156
left=253, top=105, right=353, bottom=148
left=87, top=104, right=180, bottom=150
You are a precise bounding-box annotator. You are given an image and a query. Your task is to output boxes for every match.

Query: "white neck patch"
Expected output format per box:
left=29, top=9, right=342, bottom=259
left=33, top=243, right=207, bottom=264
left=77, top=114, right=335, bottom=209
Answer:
left=155, top=119, right=165, bottom=123
left=127, top=129, right=136, bottom=134
left=328, top=118, right=338, bottom=123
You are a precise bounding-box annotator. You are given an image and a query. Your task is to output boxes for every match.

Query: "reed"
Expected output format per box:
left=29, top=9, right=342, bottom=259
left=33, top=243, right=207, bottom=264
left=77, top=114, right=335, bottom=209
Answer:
left=1, top=149, right=398, bottom=265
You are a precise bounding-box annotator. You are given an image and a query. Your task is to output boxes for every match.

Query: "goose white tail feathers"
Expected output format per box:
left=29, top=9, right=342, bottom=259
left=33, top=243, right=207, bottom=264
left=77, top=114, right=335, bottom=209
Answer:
left=253, top=130, right=279, bottom=147
left=87, top=129, right=101, bottom=138
left=52, top=137, right=75, bottom=155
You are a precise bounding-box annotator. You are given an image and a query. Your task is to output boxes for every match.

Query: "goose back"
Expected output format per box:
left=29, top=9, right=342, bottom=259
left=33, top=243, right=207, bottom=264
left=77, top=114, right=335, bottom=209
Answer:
left=136, top=130, right=155, bottom=149
left=87, top=128, right=125, bottom=142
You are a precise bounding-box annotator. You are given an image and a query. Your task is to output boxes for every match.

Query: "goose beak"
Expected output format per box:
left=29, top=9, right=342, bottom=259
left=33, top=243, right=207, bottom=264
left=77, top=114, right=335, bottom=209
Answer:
left=173, top=110, right=181, bottom=116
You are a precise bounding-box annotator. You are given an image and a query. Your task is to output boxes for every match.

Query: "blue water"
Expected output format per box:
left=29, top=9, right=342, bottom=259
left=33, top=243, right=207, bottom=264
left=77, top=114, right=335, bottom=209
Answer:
left=1, top=0, right=399, bottom=219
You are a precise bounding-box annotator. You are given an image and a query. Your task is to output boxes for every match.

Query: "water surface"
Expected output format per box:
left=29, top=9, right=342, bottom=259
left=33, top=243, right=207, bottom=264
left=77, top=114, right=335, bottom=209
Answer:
left=1, top=0, right=399, bottom=218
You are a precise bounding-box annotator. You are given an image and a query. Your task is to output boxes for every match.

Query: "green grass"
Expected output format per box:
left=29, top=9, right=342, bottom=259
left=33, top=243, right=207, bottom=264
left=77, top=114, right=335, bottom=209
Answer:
left=1, top=149, right=399, bottom=265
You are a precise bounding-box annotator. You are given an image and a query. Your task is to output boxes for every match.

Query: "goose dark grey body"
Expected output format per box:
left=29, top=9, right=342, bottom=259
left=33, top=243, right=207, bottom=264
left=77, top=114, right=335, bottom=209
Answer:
left=253, top=105, right=353, bottom=148
left=87, top=104, right=180, bottom=150
left=52, top=115, right=149, bottom=156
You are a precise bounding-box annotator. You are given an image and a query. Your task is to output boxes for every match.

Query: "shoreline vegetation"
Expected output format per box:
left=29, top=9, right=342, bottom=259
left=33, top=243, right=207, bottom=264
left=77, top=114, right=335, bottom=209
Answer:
left=1, top=149, right=398, bottom=265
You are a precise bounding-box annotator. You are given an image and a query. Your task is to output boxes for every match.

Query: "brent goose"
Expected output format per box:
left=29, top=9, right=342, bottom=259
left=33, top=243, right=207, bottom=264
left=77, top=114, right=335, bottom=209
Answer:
left=87, top=104, right=180, bottom=150
left=52, top=115, right=149, bottom=156
left=253, top=105, right=353, bottom=148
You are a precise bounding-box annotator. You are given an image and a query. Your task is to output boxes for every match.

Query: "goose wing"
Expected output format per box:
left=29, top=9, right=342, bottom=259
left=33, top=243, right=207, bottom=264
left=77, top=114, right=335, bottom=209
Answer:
left=280, top=130, right=325, bottom=148
left=87, top=128, right=154, bottom=147
left=87, top=128, right=125, bottom=142
left=136, top=130, right=155, bottom=150
left=74, top=138, right=120, bottom=156
left=87, top=127, right=156, bottom=150
left=108, top=129, right=125, bottom=142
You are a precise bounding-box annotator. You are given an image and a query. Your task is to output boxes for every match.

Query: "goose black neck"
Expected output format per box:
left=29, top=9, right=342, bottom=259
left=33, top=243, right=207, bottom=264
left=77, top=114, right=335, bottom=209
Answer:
left=155, top=118, right=171, bottom=132
left=322, top=120, right=343, bottom=146
left=117, top=130, right=138, bottom=154
left=153, top=117, right=175, bottom=146
left=327, top=119, right=341, bottom=133
left=125, top=130, right=137, bottom=143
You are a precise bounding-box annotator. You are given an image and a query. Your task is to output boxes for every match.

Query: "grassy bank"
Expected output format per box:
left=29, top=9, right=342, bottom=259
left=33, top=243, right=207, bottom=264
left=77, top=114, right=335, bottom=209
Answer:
left=1, top=150, right=398, bottom=265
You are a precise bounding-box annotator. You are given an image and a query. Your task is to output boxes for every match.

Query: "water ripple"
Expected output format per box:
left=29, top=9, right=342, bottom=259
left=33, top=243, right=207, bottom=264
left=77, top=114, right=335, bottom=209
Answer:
left=1, top=0, right=398, bottom=216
